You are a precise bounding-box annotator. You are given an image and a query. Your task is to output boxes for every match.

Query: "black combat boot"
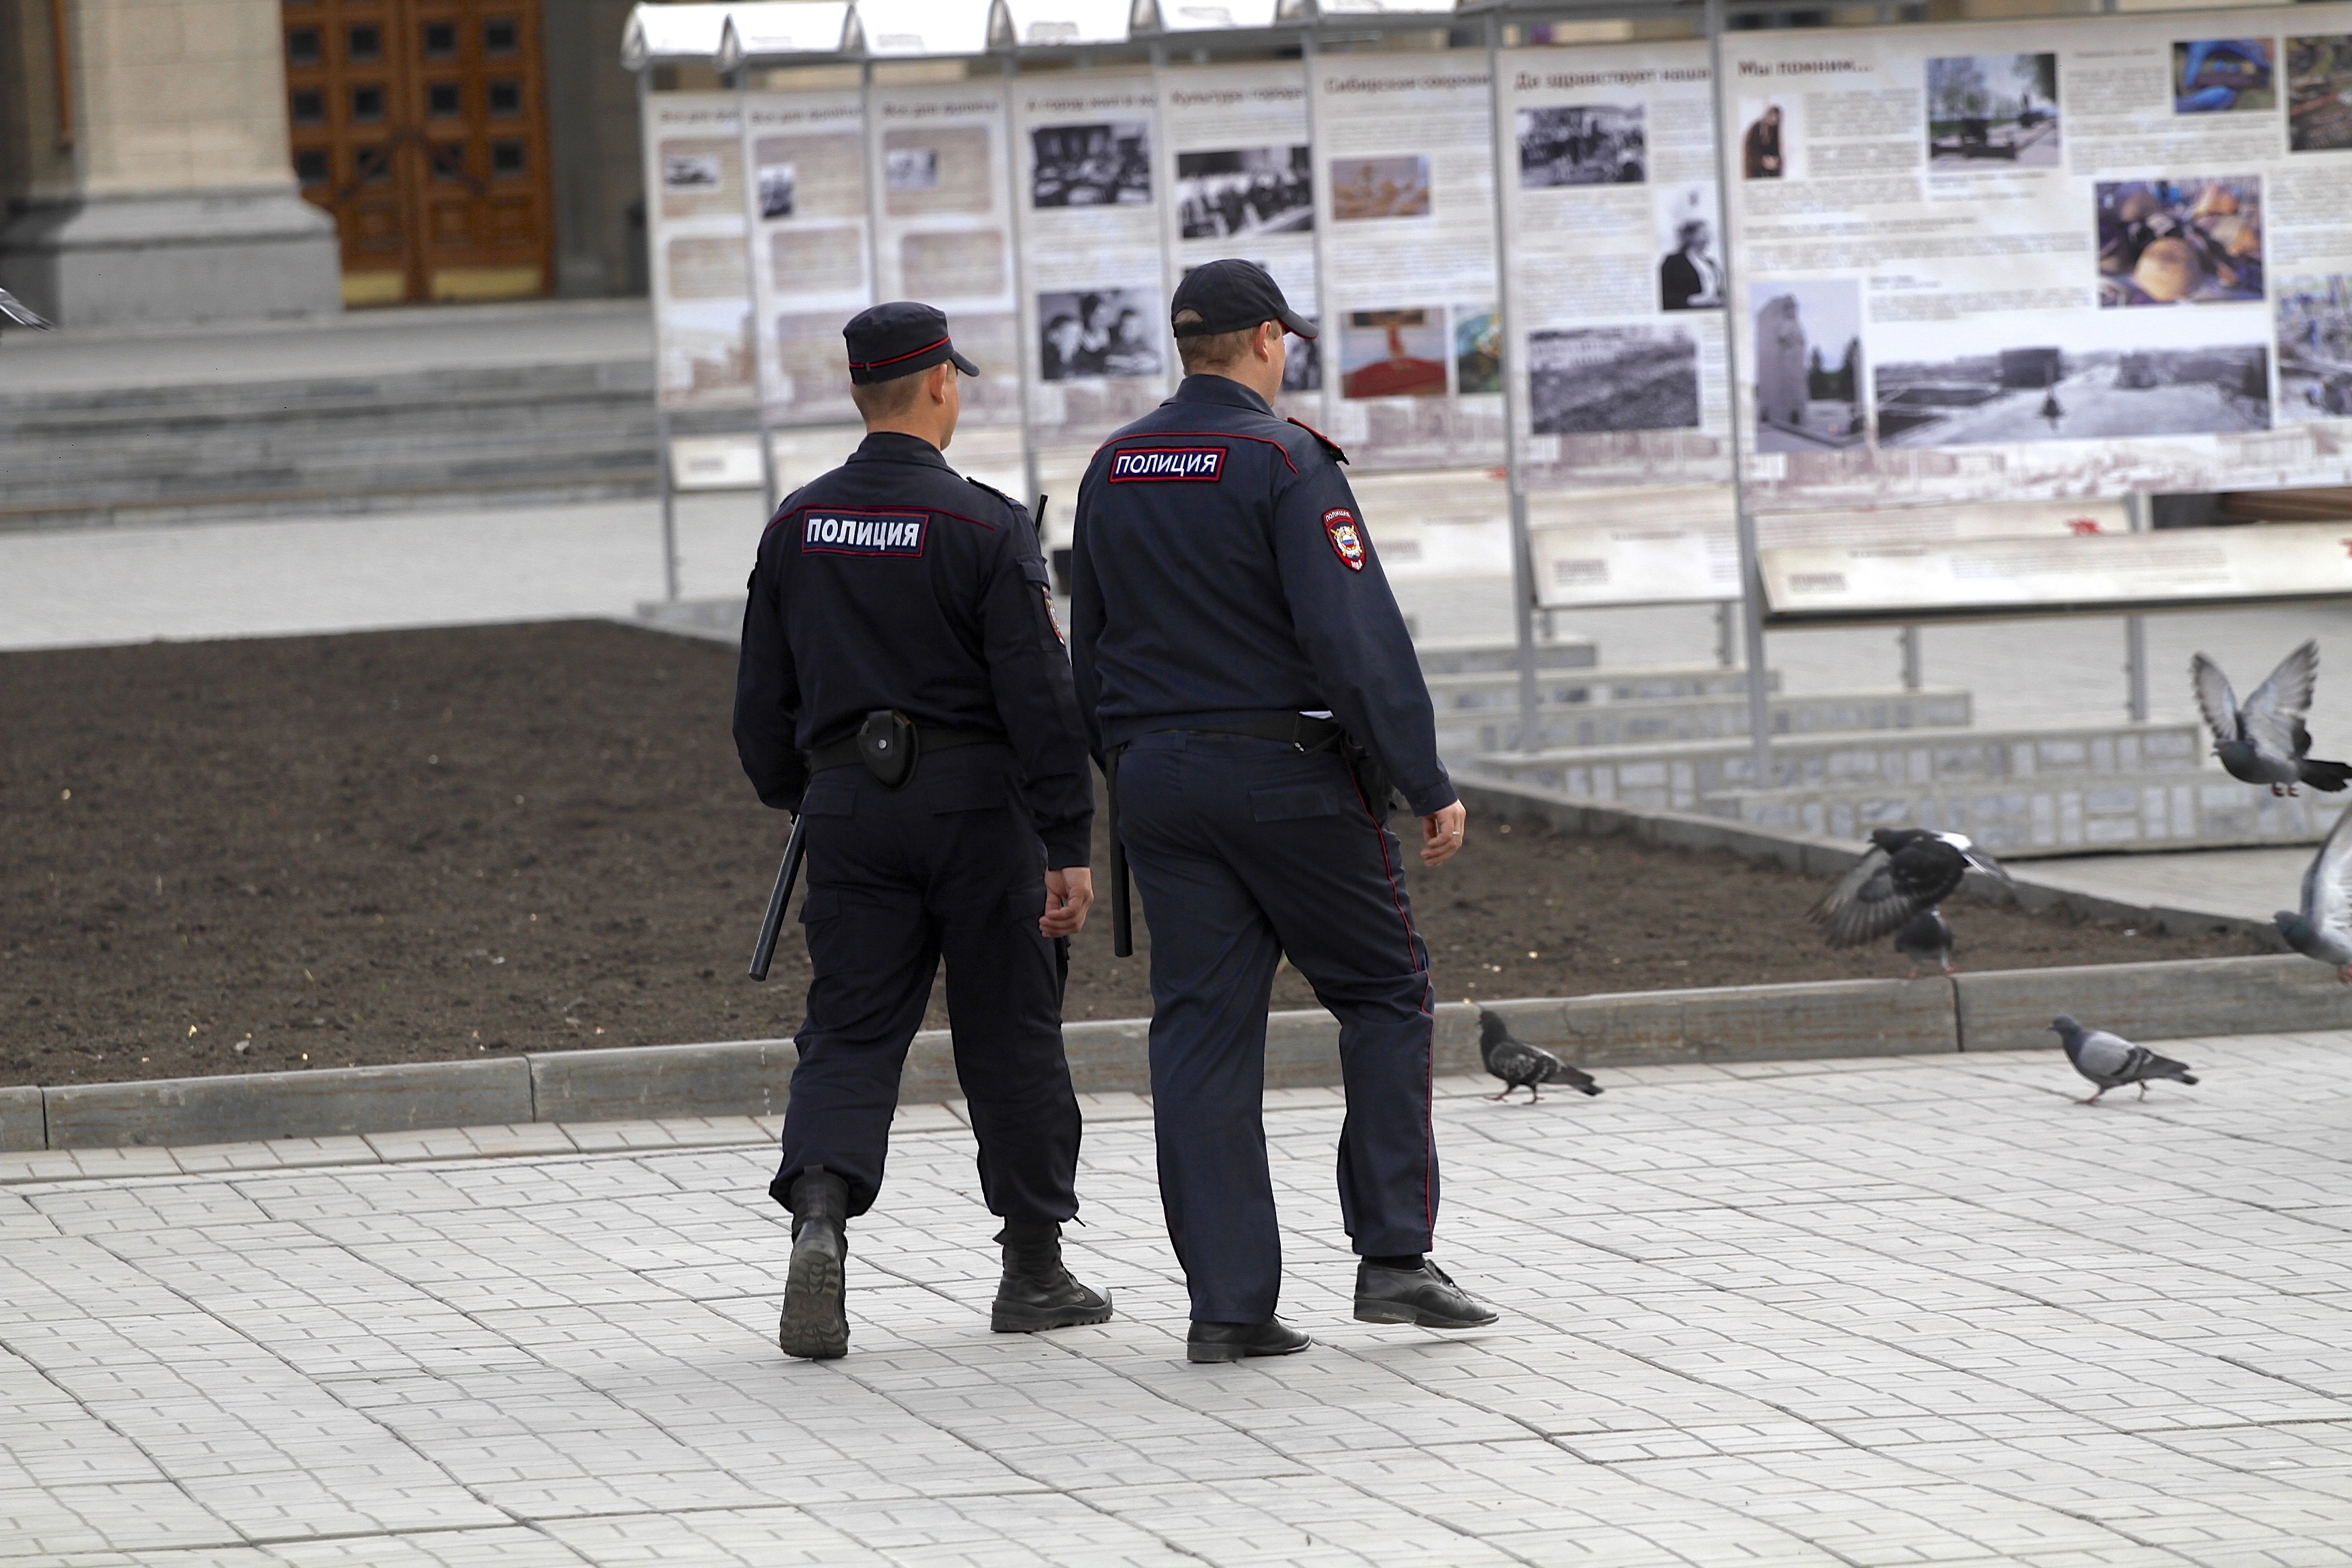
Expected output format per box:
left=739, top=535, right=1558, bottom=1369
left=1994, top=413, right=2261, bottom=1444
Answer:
left=990, top=1219, right=1113, bottom=1333
left=779, top=1167, right=851, bottom=1360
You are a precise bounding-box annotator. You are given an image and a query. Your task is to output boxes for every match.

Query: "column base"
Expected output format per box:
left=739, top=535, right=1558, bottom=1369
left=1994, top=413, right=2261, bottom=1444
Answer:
left=0, top=186, right=342, bottom=329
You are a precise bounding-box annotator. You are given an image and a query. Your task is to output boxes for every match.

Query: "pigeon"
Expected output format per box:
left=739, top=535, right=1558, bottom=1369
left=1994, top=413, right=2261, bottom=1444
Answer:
left=1893, top=906, right=1954, bottom=979
left=2191, top=642, right=2351, bottom=796
left=1812, top=828, right=2011, bottom=950
left=0, top=286, right=52, bottom=331
left=1478, top=1009, right=1600, bottom=1104
left=2049, top=1015, right=2198, bottom=1104
left=2275, top=803, right=2352, bottom=983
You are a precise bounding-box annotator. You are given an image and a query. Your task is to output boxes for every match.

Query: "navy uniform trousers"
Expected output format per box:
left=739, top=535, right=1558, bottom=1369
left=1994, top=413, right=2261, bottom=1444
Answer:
left=1119, top=730, right=1437, bottom=1323
left=768, top=744, right=1081, bottom=1226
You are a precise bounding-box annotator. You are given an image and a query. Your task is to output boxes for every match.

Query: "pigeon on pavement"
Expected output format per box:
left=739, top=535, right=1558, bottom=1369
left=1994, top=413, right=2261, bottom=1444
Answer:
left=1893, top=906, right=1954, bottom=979
left=0, top=286, right=52, bottom=331
left=2276, top=803, right=2352, bottom=983
left=1478, top=1009, right=1600, bottom=1104
left=2050, top=1015, right=2198, bottom=1104
left=1813, top=828, right=2011, bottom=950
left=2192, top=642, right=2351, bottom=796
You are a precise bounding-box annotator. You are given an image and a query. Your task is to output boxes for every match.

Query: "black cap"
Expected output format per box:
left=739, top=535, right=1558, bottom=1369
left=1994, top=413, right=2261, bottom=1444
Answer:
left=844, top=301, right=981, bottom=385
left=1169, top=259, right=1317, bottom=340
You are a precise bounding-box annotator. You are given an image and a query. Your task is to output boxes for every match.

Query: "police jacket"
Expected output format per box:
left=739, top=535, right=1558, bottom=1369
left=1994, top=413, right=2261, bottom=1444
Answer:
left=732, top=430, right=1094, bottom=868
left=1069, top=375, right=1456, bottom=817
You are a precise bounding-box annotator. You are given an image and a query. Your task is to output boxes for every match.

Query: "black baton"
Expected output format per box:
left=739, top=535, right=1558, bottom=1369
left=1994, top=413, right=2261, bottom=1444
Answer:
left=749, top=812, right=808, bottom=981
left=1106, top=749, right=1133, bottom=958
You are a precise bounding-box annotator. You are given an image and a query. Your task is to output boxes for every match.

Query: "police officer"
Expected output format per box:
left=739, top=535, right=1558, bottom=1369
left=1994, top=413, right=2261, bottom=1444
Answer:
left=1069, top=261, right=1498, bottom=1363
left=734, top=301, right=1109, bottom=1360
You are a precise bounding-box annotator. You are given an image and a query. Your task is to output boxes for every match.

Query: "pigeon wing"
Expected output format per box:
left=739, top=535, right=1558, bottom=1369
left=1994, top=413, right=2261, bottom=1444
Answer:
left=2241, top=641, right=2320, bottom=764
left=1812, top=847, right=1915, bottom=948
left=1490, top=1038, right=1563, bottom=1087
left=2074, top=1029, right=2136, bottom=1082
left=2300, top=804, right=2352, bottom=938
left=0, top=287, right=51, bottom=330
left=1950, top=837, right=2012, bottom=885
left=2190, top=653, right=2241, bottom=749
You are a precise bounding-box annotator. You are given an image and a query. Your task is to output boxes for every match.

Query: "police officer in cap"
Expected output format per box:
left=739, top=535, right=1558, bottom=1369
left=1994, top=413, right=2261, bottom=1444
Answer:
left=735, top=301, right=1110, bottom=1360
left=1069, top=261, right=1499, bottom=1363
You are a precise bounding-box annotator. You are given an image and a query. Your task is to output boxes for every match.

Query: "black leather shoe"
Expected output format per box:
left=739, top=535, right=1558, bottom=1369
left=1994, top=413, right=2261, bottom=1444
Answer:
left=1353, top=1259, right=1499, bottom=1329
left=990, top=1220, right=1113, bottom=1333
left=1186, top=1317, right=1311, bottom=1364
left=778, top=1168, right=850, bottom=1360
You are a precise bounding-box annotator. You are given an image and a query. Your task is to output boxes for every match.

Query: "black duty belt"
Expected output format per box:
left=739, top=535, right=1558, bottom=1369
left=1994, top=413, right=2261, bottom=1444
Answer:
left=809, top=724, right=1000, bottom=773
left=1181, top=713, right=1346, bottom=753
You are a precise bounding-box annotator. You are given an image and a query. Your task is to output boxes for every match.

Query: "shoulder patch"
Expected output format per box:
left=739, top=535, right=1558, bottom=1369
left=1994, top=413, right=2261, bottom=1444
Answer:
left=1323, top=508, right=1367, bottom=572
left=964, top=474, right=1022, bottom=510
left=1286, top=417, right=1348, bottom=465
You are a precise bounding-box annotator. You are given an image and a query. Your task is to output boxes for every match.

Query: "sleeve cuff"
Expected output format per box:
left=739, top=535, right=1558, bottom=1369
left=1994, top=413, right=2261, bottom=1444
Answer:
left=1043, top=830, right=1093, bottom=870
left=1405, top=780, right=1458, bottom=817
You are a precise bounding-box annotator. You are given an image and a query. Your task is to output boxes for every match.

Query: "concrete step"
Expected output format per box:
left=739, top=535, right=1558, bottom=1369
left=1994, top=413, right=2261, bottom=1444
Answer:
left=1438, top=687, right=1970, bottom=755
left=1703, top=769, right=2349, bottom=857
left=1414, top=637, right=1597, bottom=676
left=1426, top=663, right=1776, bottom=709
left=1471, top=721, right=2206, bottom=811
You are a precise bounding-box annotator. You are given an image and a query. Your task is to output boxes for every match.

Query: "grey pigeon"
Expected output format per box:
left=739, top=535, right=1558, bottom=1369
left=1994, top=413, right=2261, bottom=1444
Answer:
left=1478, top=1009, right=1599, bottom=1104
left=1813, top=828, right=2010, bottom=950
left=0, top=286, right=52, bottom=331
left=2193, top=642, right=2351, bottom=796
left=2050, top=1015, right=2198, bottom=1104
left=2276, top=803, right=2352, bottom=983
left=1893, top=906, right=1954, bottom=979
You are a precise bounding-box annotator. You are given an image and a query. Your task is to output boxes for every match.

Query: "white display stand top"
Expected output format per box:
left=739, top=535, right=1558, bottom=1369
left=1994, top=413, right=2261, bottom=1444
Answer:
left=857, top=0, right=996, bottom=56
left=621, top=3, right=736, bottom=69
left=990, top=0, right=1135, bottom=47
left=717, top=3, right=861, bottom=67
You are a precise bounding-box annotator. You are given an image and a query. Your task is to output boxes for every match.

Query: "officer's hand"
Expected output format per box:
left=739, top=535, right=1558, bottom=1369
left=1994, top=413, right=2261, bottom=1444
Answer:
left=1420, top=802, right=1468, bottom=867
left=1043, top=866, right=1094, bottom=936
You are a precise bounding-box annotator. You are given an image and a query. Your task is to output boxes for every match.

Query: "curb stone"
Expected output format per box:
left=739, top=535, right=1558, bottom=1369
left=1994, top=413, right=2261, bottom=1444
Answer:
left=7, top=957, right=2345, bottom=1152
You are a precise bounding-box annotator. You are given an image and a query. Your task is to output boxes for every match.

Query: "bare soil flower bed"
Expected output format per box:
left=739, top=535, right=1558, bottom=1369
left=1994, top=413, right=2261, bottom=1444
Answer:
left=1, top=621, right=2262, bottom=1087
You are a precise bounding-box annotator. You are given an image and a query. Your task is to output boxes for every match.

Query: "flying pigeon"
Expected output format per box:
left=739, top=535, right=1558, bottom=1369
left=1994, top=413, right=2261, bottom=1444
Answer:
left=1478, top=1009, right=1600, bottom=1104
left=2191, top=642, right=2351, bottom=796
left=1893, top=906, right=1954, bottom=979
left=2049, top=1015, right=2198, bottom=1104
left=0, top=286, right=52, bottom=331
left=2276, top=804, right=2352, bottom=982
left=1812, top=828, right=2011, bottom=950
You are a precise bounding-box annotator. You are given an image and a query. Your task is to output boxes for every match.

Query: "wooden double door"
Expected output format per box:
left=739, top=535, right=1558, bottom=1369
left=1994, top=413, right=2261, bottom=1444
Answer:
left=284, top=0, right=554, bottom=306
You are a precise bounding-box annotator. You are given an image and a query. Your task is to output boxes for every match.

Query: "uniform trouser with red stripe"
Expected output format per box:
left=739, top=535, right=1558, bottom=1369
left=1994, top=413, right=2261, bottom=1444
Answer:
left=1116, top=730, right=1438, bottom=1324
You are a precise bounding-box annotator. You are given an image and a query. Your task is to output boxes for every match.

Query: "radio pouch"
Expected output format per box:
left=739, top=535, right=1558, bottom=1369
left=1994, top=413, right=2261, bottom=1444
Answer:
left=858, top=709, right=918, bottom=789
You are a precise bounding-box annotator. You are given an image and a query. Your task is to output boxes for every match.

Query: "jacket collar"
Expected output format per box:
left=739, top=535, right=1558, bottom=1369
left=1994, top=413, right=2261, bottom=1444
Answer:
left=1171, top=374, right=1273, bottom=415
left=847, top=429, right=956, bottom=470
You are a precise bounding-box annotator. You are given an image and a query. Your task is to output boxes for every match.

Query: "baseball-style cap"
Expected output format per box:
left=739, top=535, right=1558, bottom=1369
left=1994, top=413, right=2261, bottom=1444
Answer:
left=1169, top=260, right=1318, bottom=340
left=843, top=301, right=981, bottom=385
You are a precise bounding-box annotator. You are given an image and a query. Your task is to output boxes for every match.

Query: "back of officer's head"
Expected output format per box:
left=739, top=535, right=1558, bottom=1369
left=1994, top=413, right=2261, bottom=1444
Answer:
left=1173, top=310, right=1261, bottom=375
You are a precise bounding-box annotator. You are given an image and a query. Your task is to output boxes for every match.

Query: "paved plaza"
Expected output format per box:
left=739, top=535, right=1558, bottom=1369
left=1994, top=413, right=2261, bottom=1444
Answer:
left=7, top=1035, right=2352, bottom=1565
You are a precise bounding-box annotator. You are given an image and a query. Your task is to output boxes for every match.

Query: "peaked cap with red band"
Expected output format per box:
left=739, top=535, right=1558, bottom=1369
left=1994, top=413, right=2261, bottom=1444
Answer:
left=845, top=301, right=981, bottom=385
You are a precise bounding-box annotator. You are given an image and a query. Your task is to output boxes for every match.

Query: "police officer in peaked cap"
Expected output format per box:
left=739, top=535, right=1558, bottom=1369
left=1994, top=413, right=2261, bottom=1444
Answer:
left=734, top=301, right=1110, bottom=1360
left=1069, top=261, right=1499, bottom=1363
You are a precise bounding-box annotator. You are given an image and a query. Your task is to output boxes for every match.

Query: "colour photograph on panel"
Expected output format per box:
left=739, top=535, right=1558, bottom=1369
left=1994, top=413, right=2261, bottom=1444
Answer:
left=1454, top=308, right=1502, bottom=394
left=1751, top=280, right=1865, bottom=451
left=1030, top=122, right=1152, bottom=208
left=1516, top=105, right=1646, bottom=187
left=1739, top=101, right=1788, bottom=178
left=1330, top=156, right=1432, bottom=220
left=2277, top=274, right=2352, bottom=421
left=1925, top=52, right=2061, bottom=167
left=1175, top=147, right=1312, bottom=238
left=1038, top=289, right=1162, bottom=380
left=2174, top=38, right=2275, bottom=112
left=1340, top=308, right=1448, bottom=398
left=1528, top=326, right=1700, bottom=434
left=2288, top=35, right=2352, bottom=150
left=2095, top=177, right=2264, bottom=306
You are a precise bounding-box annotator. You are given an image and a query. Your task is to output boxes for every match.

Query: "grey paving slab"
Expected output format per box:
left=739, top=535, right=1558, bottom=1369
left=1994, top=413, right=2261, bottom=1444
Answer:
left=5, top=1034, right=2352, bottom=1566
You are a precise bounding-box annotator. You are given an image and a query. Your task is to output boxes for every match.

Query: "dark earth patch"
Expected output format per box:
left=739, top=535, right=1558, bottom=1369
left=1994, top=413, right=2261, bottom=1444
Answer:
left=1, top=621, right=2264, bottom=1087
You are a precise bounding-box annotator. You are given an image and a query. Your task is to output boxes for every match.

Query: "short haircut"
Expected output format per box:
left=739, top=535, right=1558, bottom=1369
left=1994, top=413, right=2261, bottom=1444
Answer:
left=850, top=369, right=926, bottom=422
left=1173, top=307, right=1259, bottom=374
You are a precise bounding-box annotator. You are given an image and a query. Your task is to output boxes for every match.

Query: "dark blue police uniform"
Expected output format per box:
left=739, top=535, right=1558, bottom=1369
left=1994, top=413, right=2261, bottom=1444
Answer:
left=1071, top=361, right=1458, bottom=1327
left=734, top=428, right=1094, bottom=1232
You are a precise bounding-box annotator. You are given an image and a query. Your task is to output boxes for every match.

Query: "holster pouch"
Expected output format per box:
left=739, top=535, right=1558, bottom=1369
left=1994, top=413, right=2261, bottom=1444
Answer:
left=1340, top=735, right=1404, bottom=821
left=857, top=708, right=918, bottom=789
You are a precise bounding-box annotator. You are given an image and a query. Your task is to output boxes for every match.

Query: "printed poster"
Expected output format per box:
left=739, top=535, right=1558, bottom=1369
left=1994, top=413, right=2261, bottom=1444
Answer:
left=645, top=93, right=753, bottom=411
left=740, top=89, right=870, bottom=425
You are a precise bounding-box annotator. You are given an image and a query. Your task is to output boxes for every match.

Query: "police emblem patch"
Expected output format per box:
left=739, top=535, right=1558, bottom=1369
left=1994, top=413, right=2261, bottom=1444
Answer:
left=1324, top=508, right=1366, bottom=572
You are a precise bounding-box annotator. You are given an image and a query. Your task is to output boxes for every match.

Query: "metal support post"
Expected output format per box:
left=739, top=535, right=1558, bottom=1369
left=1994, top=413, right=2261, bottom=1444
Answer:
left=1003, top=56, right=1042, bottom=515
left=1716, top=600, right=1736, bottom=668
left=1486, top=13, right=1543, bottom=754
left=657, top=406, right=679, bottom=602
left=1705, top=0, right=1775, bottom=788
left=733, top=66, right=781, bottom=521
left=2125, top=493, right=2149, bottom=721
left=1899, top=625, right=1922, bottom=691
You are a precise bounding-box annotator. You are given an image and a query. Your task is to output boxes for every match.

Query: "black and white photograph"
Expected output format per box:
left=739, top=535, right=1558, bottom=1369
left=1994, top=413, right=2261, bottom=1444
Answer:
left=883, top=126, right=992, bottom=218
left=1330, top=156, right=1431, bottom=221
left=1516, top=105, right=1646, bottom=188
left=1281, top=328, right=1321, bottom=393
left=1876, top=333, right=2270, bottom=446
left=2277, top=274, right=2352, bottom=421
left=1752, top=280, right=1866, bottom=452
left=1175, top=147, right=1312, bottom=240
left=1037, top=288, right=1163, bottom=381
left=657, top=140, right=736, bottom=219
left=757, top=162, right=795, bottom=220
left=1528, top=326, right=1700, bottom=434
left=1655, top=184, right=1722, bottom=311
left=1927, top=52, right=2061, bottom=167
left=885, top=148, right=938, bottom=192
left=1030, top=122, right=1152, bottom=208
left=663, top=151, right=721, bottom=191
